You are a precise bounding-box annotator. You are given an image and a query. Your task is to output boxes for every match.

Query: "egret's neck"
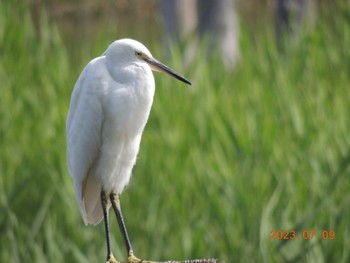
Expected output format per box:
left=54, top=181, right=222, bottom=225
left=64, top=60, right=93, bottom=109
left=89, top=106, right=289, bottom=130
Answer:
left=107, top=60, right=148, bottom=84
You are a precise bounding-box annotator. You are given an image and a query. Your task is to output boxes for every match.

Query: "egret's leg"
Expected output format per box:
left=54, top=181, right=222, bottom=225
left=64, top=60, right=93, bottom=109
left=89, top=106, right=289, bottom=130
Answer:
left=101, top=190, right=116, bottom=263
left=110, top=193, right=139, bottom=262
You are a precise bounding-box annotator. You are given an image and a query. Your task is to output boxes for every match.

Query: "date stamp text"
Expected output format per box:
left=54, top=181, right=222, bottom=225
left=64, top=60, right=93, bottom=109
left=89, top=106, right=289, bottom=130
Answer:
left=270, top=230, right=335, bottom=240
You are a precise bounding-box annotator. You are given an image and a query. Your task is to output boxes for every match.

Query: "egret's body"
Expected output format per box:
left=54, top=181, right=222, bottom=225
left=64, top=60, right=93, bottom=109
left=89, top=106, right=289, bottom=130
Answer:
left=66, top=39, right=191, bottom=262
left=67, top=40, right=155, bottom=224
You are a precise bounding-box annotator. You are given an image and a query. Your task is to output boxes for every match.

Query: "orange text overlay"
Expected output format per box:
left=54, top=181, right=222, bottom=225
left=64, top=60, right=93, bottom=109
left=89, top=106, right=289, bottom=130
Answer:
left=270, top=230, right=335, bottom=240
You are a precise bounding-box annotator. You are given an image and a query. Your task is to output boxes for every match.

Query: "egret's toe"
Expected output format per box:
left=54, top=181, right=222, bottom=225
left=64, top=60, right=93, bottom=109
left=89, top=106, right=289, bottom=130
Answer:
left=127, top=254, right=142, bottom=263
left=107, top=254, right=118, bottom=263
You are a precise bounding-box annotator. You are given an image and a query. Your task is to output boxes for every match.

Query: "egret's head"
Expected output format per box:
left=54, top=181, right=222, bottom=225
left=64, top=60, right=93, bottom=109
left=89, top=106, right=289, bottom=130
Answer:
left=106, top=39, right=191, bottom=85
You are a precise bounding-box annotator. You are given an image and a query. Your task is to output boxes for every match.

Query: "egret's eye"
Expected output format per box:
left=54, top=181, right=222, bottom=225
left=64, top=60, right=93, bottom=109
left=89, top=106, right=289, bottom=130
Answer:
left=135, top=51, right=142, bottom=57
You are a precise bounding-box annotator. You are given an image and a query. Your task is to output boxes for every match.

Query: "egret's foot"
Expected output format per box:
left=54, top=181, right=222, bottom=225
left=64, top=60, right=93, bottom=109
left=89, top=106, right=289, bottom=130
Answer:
left=127, top=254, right=143, bottom=263
left=107, top=254, right=118, bottom=263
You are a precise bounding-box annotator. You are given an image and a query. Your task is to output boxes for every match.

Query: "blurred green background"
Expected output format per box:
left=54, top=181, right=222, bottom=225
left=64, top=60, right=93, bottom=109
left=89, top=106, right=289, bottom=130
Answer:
left=1, top=0, right=350, bottom=262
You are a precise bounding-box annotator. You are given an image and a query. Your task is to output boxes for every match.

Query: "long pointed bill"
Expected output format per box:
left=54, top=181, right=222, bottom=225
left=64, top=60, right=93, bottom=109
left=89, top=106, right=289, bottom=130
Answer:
left=144, top=57, right=192, bottom=85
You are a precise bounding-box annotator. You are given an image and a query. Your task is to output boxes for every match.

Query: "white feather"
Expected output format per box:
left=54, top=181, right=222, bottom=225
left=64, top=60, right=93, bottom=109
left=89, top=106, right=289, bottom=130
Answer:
left=66, top=39, right=155, bottom=225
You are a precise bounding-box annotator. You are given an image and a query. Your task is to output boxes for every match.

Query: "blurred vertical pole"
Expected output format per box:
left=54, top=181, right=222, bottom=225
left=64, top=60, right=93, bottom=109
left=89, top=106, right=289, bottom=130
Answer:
left=197, top=0, right=240, bottom=69
left=275, top=0, right=290, bottom=50
left=177, top=0, right=198, bottom=67
left=274, top=0, right=317, bottom=51
left=160, top=0, right=197, bottom=65
left=160, top=0, right=180, bottom=51
left=30, top=0, right=41, bottom=34
left=177, top=0, right=197, bottom=39
left=160, top=0, right=240, bottom=70
left=296, top=0, right=317, bottom=34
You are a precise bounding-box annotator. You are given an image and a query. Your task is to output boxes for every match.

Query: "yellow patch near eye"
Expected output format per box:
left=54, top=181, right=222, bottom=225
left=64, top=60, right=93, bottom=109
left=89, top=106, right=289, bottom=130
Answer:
left=135, top=51, right=148, bottom=60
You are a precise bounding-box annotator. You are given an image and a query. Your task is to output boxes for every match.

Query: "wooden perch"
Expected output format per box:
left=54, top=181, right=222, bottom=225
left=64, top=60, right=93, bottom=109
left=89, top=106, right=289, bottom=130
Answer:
left=109, top=258, right=217, bottom=263
left=137, top=259, right=217, bottom=263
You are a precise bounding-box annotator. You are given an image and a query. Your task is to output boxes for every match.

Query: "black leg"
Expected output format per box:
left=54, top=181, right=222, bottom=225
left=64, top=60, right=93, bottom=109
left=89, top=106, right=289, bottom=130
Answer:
left=110, top=193, right=134, bottom=257
left=101, top=190, right=114, bottom=261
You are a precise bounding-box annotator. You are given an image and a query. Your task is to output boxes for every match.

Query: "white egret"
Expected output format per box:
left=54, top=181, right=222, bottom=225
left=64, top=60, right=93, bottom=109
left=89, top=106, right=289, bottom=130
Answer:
left=66, top=38, right=191, bottom=263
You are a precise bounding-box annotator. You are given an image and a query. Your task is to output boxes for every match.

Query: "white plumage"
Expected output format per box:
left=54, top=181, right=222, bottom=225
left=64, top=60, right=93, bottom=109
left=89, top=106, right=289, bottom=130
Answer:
left=66, top=39, right=191, bottom=226
left=67, top=39, right=156, bottom=225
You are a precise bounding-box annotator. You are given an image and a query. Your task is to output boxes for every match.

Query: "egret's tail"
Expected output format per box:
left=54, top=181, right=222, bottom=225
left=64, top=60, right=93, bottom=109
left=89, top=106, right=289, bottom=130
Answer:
left=76, top=173, right=105, bottom=225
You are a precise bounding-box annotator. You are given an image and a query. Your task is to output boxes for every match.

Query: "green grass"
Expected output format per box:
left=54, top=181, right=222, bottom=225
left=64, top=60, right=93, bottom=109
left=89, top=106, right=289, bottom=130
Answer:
left=1, top=1, right=350, bottom=262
